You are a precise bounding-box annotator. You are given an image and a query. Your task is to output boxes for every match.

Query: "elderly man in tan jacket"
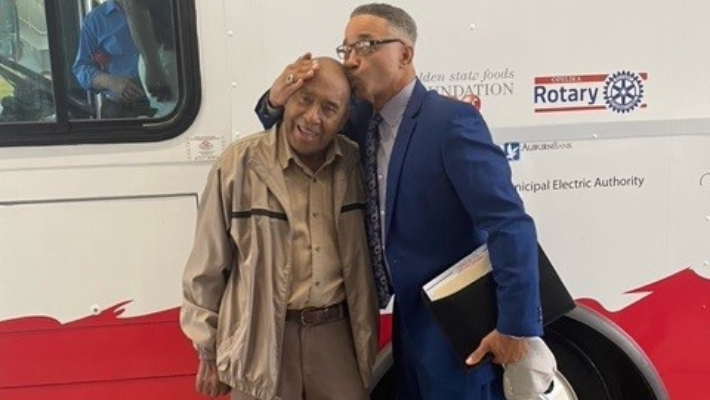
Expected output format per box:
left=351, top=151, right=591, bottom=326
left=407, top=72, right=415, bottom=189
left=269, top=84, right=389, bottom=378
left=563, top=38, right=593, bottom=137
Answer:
left=180, top=57, right=378, bottom=400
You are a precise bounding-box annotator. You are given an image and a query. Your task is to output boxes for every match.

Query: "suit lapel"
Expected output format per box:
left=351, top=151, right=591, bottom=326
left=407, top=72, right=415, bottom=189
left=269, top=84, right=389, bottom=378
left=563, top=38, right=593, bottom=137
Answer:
left=384, top=80, right=427, bottom=239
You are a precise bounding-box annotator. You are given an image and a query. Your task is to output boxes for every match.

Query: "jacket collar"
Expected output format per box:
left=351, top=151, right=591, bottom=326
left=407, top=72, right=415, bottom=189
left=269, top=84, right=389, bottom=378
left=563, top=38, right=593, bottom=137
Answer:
left=103, top=0, right=121, bottom=15
left=276, top=125, right=344, bottom=172
left=249, top=126, right=360, bottom=216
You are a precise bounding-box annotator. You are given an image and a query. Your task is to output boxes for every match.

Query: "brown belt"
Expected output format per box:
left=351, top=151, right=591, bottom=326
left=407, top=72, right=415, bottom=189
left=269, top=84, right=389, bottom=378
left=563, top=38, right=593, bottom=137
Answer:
left=286, top=302, right=348, bottom=326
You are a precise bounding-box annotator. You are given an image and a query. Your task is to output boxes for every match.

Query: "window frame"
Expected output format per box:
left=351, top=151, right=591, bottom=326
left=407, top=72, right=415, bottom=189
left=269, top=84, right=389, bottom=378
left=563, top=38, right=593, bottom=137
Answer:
left=0, top=0, right=201, bottom=147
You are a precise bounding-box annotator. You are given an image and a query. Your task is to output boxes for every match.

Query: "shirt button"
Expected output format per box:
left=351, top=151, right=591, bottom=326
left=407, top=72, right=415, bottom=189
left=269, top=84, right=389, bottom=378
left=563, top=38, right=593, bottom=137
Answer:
left=314, top=246, right=321, bottom=252
left=312, top=212, right=318, bottom=218
left=315, top=281, right=321, bottom=286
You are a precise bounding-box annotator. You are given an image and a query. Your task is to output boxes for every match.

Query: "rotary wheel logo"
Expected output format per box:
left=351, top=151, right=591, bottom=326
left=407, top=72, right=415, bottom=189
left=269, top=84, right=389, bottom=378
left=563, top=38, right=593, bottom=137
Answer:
left=603, top=71, right=644, bottom=113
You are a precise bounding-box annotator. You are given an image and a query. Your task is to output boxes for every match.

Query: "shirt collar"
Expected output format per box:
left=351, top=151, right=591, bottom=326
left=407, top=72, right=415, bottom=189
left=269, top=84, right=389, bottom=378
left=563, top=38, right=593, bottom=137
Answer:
left=103, top=1, right=121, bottom=15
left=277, top=124, right=342, bottom=171
left=379, top=78, right=416, bottom=127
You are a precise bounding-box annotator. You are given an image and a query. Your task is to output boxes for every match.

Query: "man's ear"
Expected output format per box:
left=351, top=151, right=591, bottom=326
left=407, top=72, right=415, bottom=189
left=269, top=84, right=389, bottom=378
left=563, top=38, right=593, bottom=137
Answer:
left=400, top=45, right=414, bottom=67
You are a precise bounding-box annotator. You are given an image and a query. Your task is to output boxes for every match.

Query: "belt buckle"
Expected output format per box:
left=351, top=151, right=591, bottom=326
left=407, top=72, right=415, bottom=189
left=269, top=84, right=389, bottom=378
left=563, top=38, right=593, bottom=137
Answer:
left=301, top=307, right=318, bottom=326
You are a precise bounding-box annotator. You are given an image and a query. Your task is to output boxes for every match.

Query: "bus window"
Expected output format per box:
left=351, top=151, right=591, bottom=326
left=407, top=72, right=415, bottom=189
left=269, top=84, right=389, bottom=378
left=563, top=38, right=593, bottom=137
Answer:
left=0, top=0, right=56, bottom=123
left=0, top=0, right=199, bottom=146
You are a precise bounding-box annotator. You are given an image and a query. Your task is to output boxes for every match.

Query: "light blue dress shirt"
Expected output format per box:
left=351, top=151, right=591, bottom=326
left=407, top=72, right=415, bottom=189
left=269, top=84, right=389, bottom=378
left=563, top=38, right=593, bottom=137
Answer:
left=376, top=79, right=416, bottom=245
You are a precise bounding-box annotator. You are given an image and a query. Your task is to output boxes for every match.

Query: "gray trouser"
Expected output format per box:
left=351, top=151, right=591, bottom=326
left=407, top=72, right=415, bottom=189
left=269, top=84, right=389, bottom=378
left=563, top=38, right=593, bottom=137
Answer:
left=231, top=317, right=367, bottom=400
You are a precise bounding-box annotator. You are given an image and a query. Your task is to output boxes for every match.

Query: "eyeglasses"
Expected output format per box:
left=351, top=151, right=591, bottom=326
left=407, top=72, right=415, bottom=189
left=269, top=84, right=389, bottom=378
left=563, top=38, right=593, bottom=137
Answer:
left=335, top=38, right=405, bottom=60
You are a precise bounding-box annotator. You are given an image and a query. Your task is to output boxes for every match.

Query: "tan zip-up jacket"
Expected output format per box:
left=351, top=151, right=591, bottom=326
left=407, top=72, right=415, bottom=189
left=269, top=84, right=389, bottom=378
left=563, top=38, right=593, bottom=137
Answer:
left=180, top=127, right=379, bottom=400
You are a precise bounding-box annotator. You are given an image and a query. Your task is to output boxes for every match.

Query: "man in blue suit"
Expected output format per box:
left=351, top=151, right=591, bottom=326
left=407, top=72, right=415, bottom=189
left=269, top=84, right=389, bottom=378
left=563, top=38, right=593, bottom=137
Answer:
left=256, top=4, right=542, bottom=399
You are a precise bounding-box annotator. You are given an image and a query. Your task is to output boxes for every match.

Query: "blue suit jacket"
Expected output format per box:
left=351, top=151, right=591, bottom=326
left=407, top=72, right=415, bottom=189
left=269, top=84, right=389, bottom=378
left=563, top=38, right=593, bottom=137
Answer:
left=257, top=80, right=542, bottom=399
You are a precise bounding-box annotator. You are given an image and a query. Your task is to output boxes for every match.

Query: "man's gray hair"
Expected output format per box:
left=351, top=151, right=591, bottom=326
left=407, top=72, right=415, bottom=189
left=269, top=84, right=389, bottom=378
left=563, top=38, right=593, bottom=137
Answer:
left=351, top=3, right=417, bottom=44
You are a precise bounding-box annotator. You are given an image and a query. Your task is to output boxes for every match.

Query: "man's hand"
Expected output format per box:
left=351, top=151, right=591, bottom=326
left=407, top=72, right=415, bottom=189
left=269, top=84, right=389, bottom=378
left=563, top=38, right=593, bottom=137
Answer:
left=106, top=76, right=145, bottom=102
left=267, top=53, right=319, bottom=108
left=466, top=330, right=529, bottom=366
left=195, top=359, right=230, bottom=398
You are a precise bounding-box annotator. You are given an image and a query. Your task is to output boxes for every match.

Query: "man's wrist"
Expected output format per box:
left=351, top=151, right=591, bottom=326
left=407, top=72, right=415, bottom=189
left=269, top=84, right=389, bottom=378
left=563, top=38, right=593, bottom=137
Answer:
left=266, top=97, right=281, bottom=113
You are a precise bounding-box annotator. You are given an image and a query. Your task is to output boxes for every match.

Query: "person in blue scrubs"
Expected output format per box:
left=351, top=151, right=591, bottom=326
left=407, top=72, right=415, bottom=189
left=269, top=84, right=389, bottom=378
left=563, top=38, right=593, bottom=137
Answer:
left=73, top=0, right=155, bottom=118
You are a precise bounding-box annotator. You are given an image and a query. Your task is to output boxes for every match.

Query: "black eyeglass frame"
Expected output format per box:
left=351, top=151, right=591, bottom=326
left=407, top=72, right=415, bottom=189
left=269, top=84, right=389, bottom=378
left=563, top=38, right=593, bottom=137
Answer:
left=335, top=38, right=406, bottom=60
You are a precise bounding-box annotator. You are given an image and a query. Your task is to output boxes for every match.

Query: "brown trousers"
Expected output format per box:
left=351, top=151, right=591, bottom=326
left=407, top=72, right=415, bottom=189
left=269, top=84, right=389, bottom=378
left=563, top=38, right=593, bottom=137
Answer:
left=231, top=317, right=367, bottom=400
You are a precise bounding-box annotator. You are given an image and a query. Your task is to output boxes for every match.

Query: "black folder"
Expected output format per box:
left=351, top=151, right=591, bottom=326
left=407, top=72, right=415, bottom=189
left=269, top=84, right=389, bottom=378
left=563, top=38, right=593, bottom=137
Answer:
left=422, top=244, right=575, bottom=366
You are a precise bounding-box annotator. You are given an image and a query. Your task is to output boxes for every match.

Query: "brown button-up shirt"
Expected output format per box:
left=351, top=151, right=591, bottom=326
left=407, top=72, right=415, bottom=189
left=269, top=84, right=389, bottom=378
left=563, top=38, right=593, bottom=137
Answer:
left=278, top=129, right=346, bottom=309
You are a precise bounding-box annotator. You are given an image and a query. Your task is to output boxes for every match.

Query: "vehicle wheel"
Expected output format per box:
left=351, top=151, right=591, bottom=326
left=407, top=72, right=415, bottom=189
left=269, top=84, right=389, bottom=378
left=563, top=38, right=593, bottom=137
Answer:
left=544, top=314, right=661, bottom=400
left=544, top=328, right=620, bottom=399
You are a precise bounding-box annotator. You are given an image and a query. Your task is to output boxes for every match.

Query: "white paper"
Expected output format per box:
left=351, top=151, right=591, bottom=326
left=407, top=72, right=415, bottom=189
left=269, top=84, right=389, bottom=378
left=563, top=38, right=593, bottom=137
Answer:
left=423, top=244, right=492, bottom=301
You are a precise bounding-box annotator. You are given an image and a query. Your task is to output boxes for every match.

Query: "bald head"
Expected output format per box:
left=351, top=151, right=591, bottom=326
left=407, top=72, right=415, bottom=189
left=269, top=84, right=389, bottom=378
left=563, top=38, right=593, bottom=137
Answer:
left=311, top=57, right=351, bottom=104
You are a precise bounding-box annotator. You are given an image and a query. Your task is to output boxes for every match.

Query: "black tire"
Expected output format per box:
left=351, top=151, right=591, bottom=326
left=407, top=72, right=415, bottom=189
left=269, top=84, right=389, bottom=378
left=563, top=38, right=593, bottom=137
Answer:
left=545, top=316, right=659, bottom=400
left=545, top=328, right=619, bottom=399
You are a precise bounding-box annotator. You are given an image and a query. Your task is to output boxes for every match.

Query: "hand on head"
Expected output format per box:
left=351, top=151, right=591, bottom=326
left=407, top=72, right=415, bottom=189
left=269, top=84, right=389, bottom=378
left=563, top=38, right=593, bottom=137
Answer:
left=268, top=53, right=319, bottom=108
